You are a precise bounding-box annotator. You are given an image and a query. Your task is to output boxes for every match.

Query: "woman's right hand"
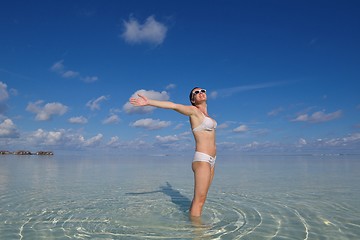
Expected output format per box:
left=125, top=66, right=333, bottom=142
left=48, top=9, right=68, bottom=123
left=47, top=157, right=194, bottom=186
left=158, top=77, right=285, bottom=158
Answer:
left=129, top=94, right=149, bottom=106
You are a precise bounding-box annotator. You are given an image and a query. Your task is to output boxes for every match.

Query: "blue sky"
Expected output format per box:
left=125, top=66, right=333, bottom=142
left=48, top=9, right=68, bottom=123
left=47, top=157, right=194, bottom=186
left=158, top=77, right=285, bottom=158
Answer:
left=1, top=0, right=359, bottom=155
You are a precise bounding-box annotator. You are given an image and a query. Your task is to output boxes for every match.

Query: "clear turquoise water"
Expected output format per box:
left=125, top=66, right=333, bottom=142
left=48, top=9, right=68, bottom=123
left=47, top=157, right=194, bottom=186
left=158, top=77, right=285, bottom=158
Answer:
left=0, top=153, right=359, bottom=239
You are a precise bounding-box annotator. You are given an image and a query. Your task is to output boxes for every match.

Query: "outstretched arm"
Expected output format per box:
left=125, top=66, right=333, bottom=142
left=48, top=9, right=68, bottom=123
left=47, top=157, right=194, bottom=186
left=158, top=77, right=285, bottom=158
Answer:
left=129, top=93, right=196, bottom=116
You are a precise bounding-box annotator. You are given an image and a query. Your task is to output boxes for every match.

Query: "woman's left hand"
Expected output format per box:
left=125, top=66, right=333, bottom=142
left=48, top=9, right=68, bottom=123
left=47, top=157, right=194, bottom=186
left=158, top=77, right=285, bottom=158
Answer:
left=129, top=94, right=149, bottom=106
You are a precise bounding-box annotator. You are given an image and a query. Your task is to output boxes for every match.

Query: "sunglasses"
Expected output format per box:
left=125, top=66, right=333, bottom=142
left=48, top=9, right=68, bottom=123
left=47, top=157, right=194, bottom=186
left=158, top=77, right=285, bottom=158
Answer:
left=192, top=89, right=206, bottom=95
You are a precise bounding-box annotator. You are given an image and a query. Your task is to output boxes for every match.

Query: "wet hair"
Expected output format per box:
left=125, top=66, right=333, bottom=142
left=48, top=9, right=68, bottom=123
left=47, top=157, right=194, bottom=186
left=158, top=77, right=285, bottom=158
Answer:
left=189, top=87, right=200, bottom=106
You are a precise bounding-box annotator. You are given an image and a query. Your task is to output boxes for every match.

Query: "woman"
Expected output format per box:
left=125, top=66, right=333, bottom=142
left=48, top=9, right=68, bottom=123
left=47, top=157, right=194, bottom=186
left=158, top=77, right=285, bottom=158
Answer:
left=129, top=87, right=217, bottom=217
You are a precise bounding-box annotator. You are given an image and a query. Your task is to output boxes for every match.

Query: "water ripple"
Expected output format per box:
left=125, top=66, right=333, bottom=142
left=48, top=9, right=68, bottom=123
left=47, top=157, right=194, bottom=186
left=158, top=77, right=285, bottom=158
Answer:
left=1, top=188, right=359, bottom=239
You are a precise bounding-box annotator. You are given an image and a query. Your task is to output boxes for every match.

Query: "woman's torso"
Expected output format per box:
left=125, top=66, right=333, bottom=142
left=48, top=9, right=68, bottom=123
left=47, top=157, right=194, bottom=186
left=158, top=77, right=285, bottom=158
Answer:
left=190, top=111, right=217, bottom=157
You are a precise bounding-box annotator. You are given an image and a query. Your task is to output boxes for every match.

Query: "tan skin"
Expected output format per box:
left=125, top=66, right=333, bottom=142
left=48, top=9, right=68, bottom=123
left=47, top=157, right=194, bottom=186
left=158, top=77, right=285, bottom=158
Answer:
left=129, top=88, right=216, bottom=217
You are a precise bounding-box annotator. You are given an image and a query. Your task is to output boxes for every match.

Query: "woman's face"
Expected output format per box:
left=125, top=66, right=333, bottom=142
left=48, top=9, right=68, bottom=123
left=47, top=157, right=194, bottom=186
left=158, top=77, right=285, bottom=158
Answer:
left=192, top=88, right=207, bottom=104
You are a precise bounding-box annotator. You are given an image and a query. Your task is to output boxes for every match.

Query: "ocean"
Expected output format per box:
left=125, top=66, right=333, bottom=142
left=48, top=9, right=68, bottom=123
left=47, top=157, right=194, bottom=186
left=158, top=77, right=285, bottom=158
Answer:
left=0, top=153, right=359, bottom=239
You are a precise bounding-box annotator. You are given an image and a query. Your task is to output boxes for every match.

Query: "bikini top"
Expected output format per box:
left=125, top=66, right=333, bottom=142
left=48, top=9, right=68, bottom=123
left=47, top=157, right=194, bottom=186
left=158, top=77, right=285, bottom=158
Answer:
left=192, top=113, right=217, bottom=132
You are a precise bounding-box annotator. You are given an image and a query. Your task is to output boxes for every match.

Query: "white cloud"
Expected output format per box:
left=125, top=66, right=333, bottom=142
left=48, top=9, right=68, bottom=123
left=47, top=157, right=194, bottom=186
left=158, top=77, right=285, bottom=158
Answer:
left=50, top=60, right=65, bottom=72
left=130, top=118, right=171, bottom=130
left=209, top=91, right=218, bottom=99
left=81, top=76, right=98, bottom=83
left=210, top=81, right=295, bottom=99
left=297, top=138, right=307, bottom=146
left=243, top=141, right=260, bottom=150
left=26, top=100, right=68, bottom=121
left=32, top=128, right=63, bottom=145
left=174, top=123, right=184, bottom=130
left=217, top=122, right=229, bottom=129
left=268, top=107, right=284, bottom=117
left=83, top=134, right=103, bottom=147
left=155, top=135, right=179, bottom=143
left=293, top=113, right=308, bottom=122
left=86, top=96, right=108, bottom=111
left=233, top=124, right=248, bottom=133
left=0, top=81, right=9, bottom=114
left=124, top=89, right=170, bottom=114
left=344, top=132, right=360, bottom=142
left=107, top=136, right=149, bottom=149
left=50, top=60, right=98, bottom=83
left=28, top=128, right=103, bottom=148
left=107, top=136, right=121, bottom=147
left=253, top=128, right=270, bottom=136
left=112, top=138, right=151, bottom=150
left=62, top=70, right=80, bottom=78
left=102, top=114, right=120, bottom=124
left=215, top=131, right=360, bottom=153
left=292, top=110, right=342, bottom=123
left=121, top=15, right=167, bottom=45
left=165, top=84, right=176, bottom=90
left=51, top=60, right=80, bottom=78
left=319, top=132, right=360, bottom=147
left=0, top=81, right=9, bottom=102
left=0, top=119, right=20, bottom=138
left=68, top=116, right=88, bottom=124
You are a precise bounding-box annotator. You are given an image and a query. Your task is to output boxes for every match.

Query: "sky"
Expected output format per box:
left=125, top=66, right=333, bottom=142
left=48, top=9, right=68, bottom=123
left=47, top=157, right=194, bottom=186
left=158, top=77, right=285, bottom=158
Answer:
left=1, top=0, right=360, bottom=155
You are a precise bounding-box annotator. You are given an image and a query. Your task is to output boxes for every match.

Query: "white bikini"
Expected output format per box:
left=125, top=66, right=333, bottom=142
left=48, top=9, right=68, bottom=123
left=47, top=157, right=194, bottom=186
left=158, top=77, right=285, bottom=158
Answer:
left=192, top=114, right=217, bottom=132
left=192, top=113, right=217, bottom=167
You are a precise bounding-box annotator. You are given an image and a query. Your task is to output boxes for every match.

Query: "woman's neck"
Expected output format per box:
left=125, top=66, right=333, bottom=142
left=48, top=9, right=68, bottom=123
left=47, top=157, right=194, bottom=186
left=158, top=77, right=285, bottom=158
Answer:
left=196, top=103, right=208, bottom=115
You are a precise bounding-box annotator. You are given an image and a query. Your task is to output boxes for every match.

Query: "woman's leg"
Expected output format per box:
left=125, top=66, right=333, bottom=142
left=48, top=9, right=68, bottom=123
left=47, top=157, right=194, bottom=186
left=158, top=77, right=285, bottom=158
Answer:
left=190, top=162, right=213, bottom=217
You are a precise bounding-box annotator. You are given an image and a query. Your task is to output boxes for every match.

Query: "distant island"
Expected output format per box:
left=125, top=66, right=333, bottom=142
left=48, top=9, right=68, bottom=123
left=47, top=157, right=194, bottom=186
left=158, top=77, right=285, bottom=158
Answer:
left=0, top=150, right=54, bottom=155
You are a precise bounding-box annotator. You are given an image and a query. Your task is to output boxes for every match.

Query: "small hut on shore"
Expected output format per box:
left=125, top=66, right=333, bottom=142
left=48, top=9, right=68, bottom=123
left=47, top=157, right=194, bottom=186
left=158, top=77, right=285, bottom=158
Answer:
left=0, top=150, right=54, bottom=155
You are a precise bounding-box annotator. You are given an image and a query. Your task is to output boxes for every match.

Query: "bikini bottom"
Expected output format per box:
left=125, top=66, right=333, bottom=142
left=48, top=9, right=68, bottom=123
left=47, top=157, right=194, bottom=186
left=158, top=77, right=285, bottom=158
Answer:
left=193, top=151, right=216, bottom=168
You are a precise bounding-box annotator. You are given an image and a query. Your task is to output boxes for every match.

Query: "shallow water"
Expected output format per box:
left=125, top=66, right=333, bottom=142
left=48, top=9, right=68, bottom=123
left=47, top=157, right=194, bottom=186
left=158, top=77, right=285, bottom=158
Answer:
left=0, top=153, right=359, bottom=239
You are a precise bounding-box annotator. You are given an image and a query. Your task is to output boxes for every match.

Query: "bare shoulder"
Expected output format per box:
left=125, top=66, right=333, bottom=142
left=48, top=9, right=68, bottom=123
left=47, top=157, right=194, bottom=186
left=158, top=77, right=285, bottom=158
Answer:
left=173, top=104, right=199, bottom=116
